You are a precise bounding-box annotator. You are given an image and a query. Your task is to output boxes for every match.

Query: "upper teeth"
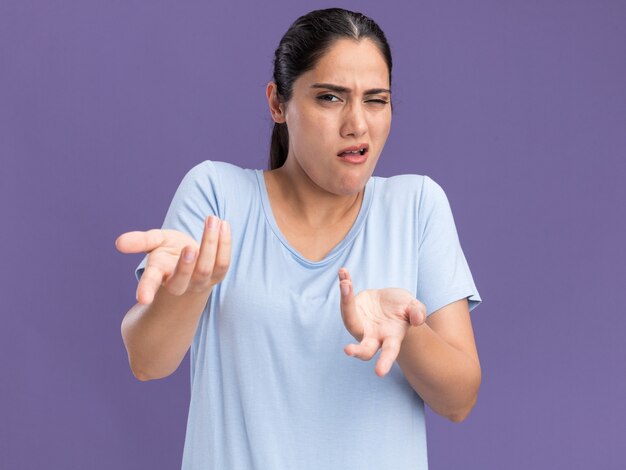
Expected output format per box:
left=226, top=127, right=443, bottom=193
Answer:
left=345, top=149, right=364, bottom=154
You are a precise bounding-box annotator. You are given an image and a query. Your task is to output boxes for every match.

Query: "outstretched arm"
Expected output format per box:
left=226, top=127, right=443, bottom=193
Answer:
left=338, top=268, right=481, bottom=423
left=395, top=299, right=481, bottom=422
left=116, top=216, right=231, bottom=380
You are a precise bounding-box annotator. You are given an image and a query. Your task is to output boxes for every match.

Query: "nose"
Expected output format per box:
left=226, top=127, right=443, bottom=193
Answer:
left=340, top=101, right=367, bottom=138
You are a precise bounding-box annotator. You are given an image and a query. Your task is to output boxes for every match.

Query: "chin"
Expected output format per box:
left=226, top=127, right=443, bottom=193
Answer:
left=335, top=177, right=367, bottom=196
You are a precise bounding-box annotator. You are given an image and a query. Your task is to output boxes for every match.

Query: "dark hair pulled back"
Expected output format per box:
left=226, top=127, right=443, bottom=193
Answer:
left=269, top=8, right=393, bottom=170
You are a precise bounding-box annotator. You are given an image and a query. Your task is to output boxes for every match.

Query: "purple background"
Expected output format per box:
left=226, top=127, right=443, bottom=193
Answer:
left=2, top=1, right=625, bottom=468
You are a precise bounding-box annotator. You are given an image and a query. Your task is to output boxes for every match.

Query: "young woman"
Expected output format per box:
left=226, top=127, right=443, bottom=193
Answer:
left=116, top=8, right=482, bottom=469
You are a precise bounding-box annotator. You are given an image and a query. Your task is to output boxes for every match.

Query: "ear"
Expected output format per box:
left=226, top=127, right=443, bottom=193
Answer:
left=266, top=81, right=286, bottom=124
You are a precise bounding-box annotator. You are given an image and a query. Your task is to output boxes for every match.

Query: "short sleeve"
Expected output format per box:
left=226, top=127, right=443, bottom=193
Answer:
left=134, top=160, right=223, bottom=282
left=416, top=175, right=482, bottom=316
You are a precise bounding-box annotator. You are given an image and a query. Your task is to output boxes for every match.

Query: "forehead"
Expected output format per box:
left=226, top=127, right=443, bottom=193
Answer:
left=299, top=38, right=389, bottom=90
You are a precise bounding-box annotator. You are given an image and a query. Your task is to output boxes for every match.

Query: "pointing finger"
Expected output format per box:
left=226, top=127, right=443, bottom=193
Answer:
left=116, top=229, right=164, bottom=254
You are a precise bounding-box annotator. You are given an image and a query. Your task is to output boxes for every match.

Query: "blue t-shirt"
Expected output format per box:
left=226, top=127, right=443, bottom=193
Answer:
left=135, top=160, right=482, bottom=469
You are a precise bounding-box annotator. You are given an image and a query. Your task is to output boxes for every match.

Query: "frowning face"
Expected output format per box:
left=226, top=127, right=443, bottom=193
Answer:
left=269, top=38, right=392, bottom=197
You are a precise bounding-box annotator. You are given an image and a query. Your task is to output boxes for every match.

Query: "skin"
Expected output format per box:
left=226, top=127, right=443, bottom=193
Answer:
left=266, top=38, right=480, bottom=423
left=116, top=36, right=480, bottom=421
left=116, top=217, right=231, bottom=305
left=265, top=38, right=392, bottom=230
left=265, top=37, right=423, bottom=375
left=338, top=268, right=427, bottom=377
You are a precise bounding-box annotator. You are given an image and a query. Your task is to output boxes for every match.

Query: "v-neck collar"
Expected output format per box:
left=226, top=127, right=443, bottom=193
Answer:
left=255, top=169, right=375, bottom=268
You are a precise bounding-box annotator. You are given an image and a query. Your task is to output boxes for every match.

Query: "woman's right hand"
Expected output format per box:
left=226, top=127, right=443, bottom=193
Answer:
left=115, top=215, right=231, bottom=305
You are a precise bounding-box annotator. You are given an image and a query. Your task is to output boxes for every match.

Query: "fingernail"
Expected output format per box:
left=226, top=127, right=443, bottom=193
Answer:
left=221, top=221, right=229, bottom=234
left=208, top=216, right=218, bottom=230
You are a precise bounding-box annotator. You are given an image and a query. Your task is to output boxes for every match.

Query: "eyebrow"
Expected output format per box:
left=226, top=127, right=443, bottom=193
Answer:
left=310, top=83, right=392, bottom=95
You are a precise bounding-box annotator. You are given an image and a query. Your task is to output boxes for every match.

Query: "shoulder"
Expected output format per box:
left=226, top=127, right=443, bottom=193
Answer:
left=373, top=173, right=445, bottom=206
left=190, top=159, right=262, bottom=217
left=169, top=160, right=256, bottom=217
left=180, top=159, right=258, bottom=193
left=207, top=159, right=253, bottom=179
left=370, top=174, right=453, bottom=235
left=182, top=159, right=248, bottom=181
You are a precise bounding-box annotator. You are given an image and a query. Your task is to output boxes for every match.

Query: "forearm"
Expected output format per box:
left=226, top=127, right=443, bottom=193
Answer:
left=395, top=322, right=481, bottom=422
left=121, top=286, right=212, bottom=381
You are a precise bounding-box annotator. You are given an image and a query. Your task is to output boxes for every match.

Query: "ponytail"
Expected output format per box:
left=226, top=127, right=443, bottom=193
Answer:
left=269, top=122, right=289, bottom=170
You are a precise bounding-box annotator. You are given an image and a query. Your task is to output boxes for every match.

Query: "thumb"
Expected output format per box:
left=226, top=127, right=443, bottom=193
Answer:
left=338, top=268, right=363, bottom=342
left=406, top=299, right=427, bottom=327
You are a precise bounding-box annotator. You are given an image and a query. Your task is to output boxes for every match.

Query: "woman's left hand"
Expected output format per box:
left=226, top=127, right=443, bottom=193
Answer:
left=338, top=267, right=427, bottom=377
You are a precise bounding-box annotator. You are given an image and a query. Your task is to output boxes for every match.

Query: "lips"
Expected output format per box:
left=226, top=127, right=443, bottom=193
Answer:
left=337, top=143, right=369, bottom=157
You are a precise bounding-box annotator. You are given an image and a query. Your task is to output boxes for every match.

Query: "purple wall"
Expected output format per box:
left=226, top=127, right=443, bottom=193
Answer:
left=2, top=1, right=625, bottom=468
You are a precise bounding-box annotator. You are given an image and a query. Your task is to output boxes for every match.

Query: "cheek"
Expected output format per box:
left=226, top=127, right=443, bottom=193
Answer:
left=300, top=107, right=332, bottom=130
left=291, top=111, right=334, bottom=147
left=373, top=114, right=392, bottom=138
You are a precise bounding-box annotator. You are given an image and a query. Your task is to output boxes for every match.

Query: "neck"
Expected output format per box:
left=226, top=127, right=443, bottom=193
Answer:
left=266, top=160, right=364, bottom=231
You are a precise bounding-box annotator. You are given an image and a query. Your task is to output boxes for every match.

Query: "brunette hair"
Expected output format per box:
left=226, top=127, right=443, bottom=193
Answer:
left=269, top=8, right=393, bottom=170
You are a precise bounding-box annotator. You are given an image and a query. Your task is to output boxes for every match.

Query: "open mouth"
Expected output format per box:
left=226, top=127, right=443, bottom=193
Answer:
left=337, top=145, right=369, bottom=157
left=337, top=148, right=368, bottom=164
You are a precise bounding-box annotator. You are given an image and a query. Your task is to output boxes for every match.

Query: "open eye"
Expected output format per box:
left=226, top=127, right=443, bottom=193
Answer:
left=317, top=94, right=340, bottom=103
